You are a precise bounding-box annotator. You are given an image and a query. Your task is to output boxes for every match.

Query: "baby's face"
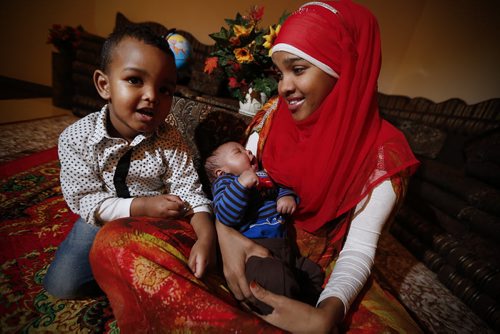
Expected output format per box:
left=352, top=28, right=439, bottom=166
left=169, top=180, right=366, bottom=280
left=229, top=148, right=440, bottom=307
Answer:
left=217, top=142, right=257, bottom=176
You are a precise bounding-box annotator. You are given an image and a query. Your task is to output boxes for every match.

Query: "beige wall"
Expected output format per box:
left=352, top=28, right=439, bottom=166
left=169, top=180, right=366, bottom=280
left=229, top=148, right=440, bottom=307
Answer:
left=1, top=0, right=499, bottom=104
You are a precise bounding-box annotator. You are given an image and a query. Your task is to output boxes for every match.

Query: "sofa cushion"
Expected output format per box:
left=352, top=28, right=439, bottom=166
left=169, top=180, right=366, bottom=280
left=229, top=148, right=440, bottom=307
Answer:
left=166, top=97, right=250, bottom=195
left=464, top=129, right=500, bottom=188
left=396, top=120, right=447, bottom=159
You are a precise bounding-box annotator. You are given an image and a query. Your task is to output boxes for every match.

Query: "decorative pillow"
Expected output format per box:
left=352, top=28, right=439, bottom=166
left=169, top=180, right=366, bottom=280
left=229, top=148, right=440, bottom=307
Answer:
left=464, top=129, right=500, bottom=188
left=396, top=120, right=447, bottom=159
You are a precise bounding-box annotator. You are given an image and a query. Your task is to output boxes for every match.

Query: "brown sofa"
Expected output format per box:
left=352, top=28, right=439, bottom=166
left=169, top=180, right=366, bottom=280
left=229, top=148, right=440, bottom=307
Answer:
left=378, top=93, right=500, bottom=331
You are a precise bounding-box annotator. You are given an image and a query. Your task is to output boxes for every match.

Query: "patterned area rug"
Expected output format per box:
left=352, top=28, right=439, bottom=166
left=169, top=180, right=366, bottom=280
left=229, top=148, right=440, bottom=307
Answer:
left=0, top=147, right=116, bottom=333
left=0, top=114, right=79, bottom=163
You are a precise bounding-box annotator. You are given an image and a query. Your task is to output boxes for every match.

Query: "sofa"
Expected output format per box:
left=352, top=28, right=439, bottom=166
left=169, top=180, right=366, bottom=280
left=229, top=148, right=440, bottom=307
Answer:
left=377, top=93, right=500, bottom=331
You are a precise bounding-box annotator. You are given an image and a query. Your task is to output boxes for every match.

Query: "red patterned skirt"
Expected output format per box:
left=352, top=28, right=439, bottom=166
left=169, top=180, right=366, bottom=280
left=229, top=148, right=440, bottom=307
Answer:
left=90, top=214, right=422, bottom=333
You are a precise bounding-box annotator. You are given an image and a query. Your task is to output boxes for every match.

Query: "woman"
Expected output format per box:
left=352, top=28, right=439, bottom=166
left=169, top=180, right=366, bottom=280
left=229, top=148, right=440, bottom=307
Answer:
left=89, top=1, right=421, bottom=332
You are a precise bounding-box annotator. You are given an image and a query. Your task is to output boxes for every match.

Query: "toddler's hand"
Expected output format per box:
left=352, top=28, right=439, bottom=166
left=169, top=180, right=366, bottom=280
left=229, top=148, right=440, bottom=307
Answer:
left=188, top=212, right=216, bottom=278
left=238, top=169, right=259, bottom=189
left=131, top=194, right=186, bottom=218
left=189, top=237, right=216, bottom=278
left=277, top=196, right=297, bottom=215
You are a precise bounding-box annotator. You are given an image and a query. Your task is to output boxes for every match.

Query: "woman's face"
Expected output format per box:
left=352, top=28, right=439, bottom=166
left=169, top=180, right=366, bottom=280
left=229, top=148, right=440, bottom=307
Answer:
left=272, top=51, right=337, bottom=121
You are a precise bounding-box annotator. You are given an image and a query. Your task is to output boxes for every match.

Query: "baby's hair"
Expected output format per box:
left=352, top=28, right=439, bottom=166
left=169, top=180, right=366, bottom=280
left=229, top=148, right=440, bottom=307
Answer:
left=204, top=145, right=225, bottom=184
left=100, top=24, right=175, bottom=73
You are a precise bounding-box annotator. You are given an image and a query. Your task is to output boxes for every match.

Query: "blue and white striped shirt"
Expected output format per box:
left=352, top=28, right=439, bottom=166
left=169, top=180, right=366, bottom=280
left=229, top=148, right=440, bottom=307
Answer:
left=212, top=173, right=296, bottom=238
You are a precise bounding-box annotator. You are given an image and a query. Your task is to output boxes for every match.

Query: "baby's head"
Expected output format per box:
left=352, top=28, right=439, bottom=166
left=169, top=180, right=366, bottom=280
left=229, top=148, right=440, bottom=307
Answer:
left=93, top=24, right=177, bottom=141
left=204, top=141, right=258, bottom=183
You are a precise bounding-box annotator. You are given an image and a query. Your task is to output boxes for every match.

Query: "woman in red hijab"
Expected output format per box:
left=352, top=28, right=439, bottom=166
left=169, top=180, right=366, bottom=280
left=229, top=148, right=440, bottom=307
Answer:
left=90, top=1, right=421, bottom=332
left=218, top=0, right=420, bottom=331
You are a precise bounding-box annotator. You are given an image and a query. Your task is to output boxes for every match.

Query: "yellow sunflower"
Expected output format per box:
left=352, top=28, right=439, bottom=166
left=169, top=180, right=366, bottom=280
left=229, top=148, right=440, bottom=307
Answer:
left=234, top=47, right=254, bottom=63
left=263, top=24, right=281, bottom=53
left=233, top=24, right=253, bottom=38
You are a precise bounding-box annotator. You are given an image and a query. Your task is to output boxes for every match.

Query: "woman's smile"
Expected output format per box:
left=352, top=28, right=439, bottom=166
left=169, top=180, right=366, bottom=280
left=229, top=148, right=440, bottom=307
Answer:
left=286, top=96, right=305, bottom=112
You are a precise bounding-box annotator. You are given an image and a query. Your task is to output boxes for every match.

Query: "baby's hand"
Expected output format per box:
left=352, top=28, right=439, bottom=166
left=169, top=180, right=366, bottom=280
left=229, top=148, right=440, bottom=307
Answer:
left=238, top=169, right=259, bottom=189
left=277, top=195, right=297, bottom=215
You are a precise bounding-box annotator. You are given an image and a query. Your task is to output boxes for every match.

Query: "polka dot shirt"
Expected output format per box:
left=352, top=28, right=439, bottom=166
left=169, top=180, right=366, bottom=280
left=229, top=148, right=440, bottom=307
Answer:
left=58, top=105, right=211, bottom=225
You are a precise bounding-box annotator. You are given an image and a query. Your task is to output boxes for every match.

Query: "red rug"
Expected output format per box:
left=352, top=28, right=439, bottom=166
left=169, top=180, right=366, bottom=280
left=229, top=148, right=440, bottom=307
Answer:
left=0, top=147, right=116, bottom=333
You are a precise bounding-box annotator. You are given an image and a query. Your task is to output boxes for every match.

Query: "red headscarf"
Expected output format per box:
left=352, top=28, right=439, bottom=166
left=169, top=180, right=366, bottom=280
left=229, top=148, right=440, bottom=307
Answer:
left=262, top=0, right=419, bottom=233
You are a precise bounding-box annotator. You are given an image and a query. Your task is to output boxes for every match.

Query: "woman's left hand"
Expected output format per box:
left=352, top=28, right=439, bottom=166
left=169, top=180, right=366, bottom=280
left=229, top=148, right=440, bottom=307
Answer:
left=250, top=282, right=342, bottom=334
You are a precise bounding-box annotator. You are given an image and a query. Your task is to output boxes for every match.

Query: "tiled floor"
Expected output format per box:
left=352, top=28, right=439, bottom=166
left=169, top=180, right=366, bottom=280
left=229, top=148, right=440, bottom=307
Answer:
left=0, top=98, right=494, bottom=333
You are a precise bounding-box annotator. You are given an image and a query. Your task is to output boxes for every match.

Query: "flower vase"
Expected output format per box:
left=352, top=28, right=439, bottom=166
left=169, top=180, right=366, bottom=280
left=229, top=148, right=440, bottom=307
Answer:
left=239, top=88, right=267, bottom=117
left=51, top=51, right=74, bottom=109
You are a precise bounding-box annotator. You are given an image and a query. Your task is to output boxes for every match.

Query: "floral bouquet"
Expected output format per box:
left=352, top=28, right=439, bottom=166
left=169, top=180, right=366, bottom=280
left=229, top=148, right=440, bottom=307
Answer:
left=204, top=6, right=288, bottom=101
left=47, top=24, right=84, bottom=56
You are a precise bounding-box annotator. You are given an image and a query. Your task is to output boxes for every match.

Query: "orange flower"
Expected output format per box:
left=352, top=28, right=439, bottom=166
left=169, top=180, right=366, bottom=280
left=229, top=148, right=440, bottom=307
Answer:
left=234, top=47, right=254, bottom=63
left=203, top=57, right=218, bottom=74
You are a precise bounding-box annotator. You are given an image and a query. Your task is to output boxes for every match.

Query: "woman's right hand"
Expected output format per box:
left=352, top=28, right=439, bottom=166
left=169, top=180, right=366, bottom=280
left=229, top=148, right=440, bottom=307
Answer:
left=215, top=220, right=270, bottom=301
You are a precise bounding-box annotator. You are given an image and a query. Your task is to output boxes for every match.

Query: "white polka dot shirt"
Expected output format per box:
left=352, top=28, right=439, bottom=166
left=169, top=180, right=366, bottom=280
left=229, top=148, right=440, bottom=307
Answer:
left=58, top=105, right=211, bottom=226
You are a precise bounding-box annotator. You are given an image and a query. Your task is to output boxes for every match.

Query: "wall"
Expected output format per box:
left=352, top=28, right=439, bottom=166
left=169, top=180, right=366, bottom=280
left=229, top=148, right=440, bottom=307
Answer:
left=0, top=1, right=97, bottom=87
left=1, top=0, right=499, bottom=104
left=366, top=0, right=500, bottom=104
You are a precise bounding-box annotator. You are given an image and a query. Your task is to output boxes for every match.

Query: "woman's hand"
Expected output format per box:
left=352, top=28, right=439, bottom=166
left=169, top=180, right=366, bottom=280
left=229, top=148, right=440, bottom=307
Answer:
left=250, top=282, right=344, bottom=334
left=215, top=220, right=270, bottom=301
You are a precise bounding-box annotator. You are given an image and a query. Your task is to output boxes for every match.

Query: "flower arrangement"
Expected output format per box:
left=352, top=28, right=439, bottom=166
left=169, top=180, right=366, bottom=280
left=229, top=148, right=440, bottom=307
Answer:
left=47, top=24, right=84, bottom=56
left=204, top=6, right=288, bottom=101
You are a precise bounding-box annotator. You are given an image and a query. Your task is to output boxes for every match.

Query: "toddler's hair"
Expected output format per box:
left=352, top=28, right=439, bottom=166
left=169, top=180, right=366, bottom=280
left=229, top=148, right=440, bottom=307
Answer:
left=100, top=24, right=175, bottom=72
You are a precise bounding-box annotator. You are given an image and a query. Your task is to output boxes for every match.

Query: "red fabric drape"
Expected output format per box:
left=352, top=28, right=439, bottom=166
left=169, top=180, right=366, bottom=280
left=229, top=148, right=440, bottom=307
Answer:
left=263, top=0, right=419, bottom=232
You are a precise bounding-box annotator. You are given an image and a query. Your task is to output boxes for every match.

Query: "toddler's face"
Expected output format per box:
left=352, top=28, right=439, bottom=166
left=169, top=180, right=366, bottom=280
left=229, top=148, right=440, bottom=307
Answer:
left=104, top=37, right=176, bottom=141
left=272, top=51, right=337, bottom=121
left=217, top=142, right=257, bottom=176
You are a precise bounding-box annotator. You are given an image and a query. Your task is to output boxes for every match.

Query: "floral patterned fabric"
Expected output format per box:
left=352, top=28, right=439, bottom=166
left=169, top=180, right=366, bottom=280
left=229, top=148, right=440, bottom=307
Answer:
left=90, top=203, right=422, bottom=333
left=90, top=217, right=281, bottom=333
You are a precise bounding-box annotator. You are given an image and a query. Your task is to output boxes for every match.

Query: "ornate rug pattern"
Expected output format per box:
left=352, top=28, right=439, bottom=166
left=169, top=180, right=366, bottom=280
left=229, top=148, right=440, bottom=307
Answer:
left=0, top=114, right=79, bottom=163
left=0, top=147, right=116, bottom=333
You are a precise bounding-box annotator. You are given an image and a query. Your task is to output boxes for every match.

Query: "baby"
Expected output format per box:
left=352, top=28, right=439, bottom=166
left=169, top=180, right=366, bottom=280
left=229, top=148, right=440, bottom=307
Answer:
left=205, top=141, right=323, bottom=314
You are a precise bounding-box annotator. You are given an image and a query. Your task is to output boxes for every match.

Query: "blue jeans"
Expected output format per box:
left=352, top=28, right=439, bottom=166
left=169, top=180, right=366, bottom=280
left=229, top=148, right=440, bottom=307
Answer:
left=43, top=217, right=102, bottom=299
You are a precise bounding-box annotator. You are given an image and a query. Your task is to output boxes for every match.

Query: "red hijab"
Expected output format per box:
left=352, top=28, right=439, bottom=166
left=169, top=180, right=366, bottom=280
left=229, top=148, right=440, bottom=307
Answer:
left=262, top=0, right=419, bottom=233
